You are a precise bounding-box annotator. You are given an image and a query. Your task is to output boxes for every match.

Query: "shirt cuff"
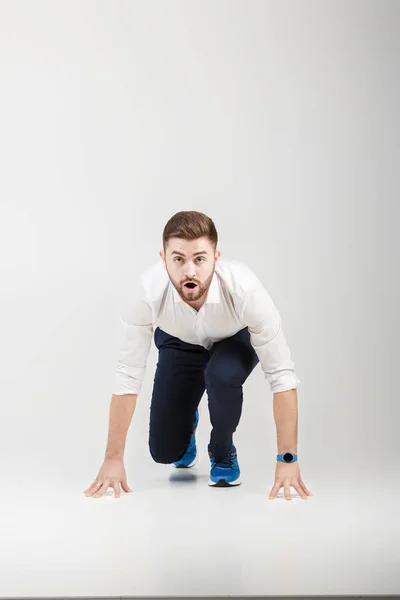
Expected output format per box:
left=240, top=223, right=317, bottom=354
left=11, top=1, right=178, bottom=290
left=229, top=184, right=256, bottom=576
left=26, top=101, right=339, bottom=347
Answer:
left=266, top=372, right=301, bottom=393
left=113, top=369, right=145, bottom=395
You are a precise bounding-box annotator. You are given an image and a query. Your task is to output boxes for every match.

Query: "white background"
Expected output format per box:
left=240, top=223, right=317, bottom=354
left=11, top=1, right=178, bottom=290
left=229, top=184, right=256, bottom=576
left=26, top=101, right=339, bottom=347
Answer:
left=0, top=0, right=399, bottom=597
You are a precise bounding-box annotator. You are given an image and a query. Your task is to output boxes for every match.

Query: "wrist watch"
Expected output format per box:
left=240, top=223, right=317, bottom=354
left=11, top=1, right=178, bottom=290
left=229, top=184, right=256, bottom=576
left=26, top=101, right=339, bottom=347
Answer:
left=277, top=452, right=298, bottom=463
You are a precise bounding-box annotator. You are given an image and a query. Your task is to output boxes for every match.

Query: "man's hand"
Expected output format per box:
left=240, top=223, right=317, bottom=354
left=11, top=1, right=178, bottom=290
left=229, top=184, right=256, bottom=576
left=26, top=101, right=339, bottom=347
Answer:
left=83, top=457, right=133, bottom=499
left=269, top=461, right=313, bottom=500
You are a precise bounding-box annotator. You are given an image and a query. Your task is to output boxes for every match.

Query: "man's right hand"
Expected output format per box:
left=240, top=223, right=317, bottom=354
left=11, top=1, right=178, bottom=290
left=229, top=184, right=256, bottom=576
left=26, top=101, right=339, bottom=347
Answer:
left=83, top=457, right=133, bottom=499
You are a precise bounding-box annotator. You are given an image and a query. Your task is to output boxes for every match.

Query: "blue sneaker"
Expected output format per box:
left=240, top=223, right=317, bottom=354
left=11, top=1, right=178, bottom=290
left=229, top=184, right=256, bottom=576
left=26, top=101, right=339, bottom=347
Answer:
left=208, top=442, right=241, bottom=487
left=173, top=408, right=199, bottom=468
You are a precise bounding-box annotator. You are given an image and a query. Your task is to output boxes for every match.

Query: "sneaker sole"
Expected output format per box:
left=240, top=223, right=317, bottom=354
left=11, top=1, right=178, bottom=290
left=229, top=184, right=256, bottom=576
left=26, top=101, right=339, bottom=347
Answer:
left=208, top=476, right=241, bottom=487
left=173, top=452, right=198, bottom=468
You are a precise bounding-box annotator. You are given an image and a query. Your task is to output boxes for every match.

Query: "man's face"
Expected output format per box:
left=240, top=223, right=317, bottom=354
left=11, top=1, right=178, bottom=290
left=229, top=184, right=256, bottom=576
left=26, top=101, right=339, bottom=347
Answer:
left=160, top=236, right=220, bottom=305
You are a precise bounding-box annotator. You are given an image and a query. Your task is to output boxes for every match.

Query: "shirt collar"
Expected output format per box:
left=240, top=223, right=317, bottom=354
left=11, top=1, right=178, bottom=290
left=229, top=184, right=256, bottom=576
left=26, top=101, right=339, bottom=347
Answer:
left=171, top=269, right=220, bottom=304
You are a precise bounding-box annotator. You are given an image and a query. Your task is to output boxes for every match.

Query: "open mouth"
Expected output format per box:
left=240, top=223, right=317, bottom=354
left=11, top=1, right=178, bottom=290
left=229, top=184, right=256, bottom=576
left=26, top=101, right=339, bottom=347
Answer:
left=184, top=282, right=197, bottom=289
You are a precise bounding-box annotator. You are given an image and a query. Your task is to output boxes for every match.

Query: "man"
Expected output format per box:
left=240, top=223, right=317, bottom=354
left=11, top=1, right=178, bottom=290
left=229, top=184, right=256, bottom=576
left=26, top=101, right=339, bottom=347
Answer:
left=84, top=211, right=312, bottom=501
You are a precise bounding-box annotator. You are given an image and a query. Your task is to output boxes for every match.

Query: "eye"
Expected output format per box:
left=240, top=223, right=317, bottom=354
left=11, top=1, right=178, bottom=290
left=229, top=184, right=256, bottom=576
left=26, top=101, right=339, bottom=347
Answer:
left=174, top=257, right=205, bottom=262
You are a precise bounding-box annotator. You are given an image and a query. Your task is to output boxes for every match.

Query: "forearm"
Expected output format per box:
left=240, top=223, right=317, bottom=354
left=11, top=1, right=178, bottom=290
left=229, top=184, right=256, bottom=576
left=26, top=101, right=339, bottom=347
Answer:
left=105, top=393, right=138, bottom=459
left=273, top=388, right=298, bottom=454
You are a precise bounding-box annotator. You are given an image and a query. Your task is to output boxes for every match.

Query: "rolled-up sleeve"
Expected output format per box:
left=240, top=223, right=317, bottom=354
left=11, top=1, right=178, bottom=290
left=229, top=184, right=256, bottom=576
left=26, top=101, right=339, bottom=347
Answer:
left=113, top=281, right=154, bottom=396
left=240, top=282, right=301, bottom=393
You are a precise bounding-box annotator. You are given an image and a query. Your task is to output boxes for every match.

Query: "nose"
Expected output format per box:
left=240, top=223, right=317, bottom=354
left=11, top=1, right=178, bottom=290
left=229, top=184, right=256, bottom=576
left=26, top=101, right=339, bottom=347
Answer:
left=184, top=266, right=196, bottom=280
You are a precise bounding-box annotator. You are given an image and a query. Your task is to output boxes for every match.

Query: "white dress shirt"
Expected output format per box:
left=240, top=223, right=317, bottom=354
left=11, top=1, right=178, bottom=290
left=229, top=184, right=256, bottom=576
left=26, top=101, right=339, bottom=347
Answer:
left=113, top=258, right=301, bottom=396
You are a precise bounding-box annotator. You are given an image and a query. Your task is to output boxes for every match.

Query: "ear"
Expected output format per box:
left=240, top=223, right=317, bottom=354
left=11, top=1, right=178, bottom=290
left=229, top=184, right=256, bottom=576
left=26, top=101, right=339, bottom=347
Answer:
left=159, top=249, right=167, bottom=269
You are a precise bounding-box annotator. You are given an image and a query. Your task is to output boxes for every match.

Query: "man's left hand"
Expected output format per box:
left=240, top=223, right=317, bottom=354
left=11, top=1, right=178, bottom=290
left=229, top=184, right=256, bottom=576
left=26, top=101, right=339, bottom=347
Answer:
left=269, top=461, right=313, bottom=500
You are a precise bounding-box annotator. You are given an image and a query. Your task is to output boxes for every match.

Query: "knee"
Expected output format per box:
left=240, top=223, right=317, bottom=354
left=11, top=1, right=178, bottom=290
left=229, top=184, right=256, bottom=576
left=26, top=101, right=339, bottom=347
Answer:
left=148, top=439, right=183, bottom=464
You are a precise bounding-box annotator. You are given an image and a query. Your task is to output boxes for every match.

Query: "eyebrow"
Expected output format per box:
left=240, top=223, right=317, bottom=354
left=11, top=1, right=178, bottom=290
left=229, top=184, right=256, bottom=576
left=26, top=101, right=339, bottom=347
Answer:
left=171, top=251, right=208, bottom=257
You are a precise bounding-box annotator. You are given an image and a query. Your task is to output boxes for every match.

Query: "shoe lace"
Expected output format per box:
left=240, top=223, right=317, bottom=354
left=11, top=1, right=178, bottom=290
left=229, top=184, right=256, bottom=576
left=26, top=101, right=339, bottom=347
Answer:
left=209, top=448, right=237, bottom=468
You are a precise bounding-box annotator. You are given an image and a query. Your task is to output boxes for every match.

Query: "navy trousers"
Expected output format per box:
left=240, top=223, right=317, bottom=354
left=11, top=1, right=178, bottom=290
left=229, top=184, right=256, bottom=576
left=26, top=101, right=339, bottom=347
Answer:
left=148, top=326, right=260, bottom=463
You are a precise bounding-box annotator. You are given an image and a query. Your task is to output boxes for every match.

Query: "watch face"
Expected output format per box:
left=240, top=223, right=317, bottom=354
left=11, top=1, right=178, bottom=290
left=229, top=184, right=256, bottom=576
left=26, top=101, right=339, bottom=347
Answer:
left=283, top=452, right=293, bottom=462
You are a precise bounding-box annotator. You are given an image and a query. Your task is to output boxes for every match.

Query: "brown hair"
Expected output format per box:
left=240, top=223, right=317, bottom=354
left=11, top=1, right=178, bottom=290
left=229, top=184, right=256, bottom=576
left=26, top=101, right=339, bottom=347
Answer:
left=162, top=211, right=218, bottom=252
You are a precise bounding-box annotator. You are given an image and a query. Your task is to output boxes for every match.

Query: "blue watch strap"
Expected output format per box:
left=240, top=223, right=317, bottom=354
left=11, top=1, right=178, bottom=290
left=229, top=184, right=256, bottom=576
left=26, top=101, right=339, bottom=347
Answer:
left=277, top=453, right=298, bottom=462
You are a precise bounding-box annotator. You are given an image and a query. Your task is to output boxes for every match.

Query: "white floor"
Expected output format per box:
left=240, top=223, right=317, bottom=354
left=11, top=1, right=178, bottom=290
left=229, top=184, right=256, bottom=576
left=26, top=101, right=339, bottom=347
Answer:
left=1, top=451, right=399, bottom=598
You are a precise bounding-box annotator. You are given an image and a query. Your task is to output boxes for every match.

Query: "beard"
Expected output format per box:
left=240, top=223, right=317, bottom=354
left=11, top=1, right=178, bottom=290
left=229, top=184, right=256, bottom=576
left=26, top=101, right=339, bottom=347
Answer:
left=169, top=266, right=215, bottom=303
